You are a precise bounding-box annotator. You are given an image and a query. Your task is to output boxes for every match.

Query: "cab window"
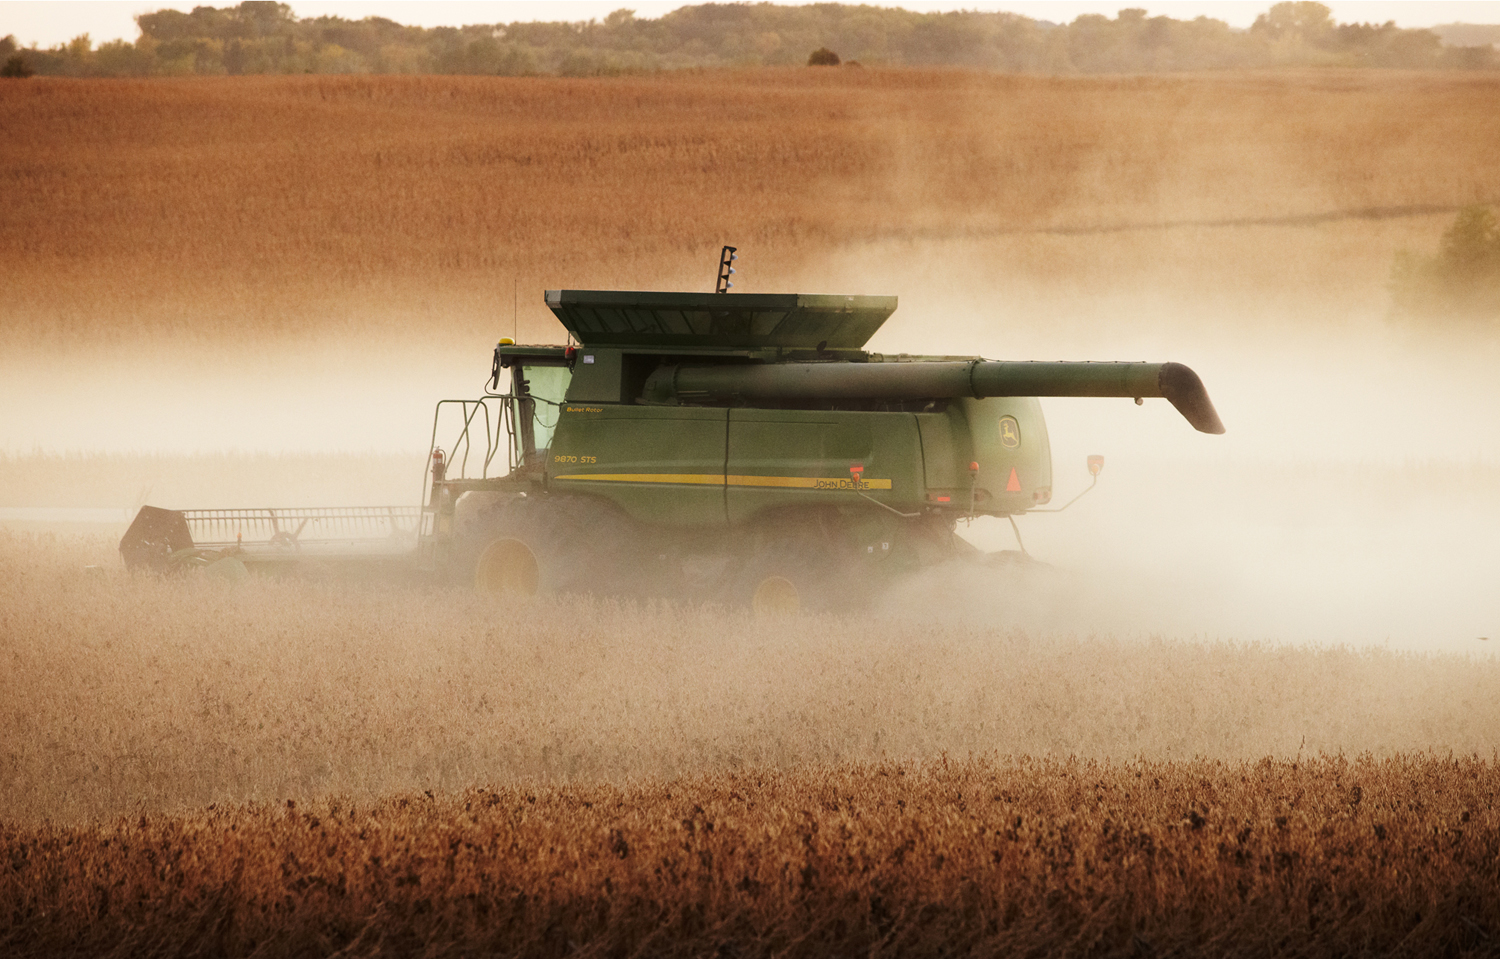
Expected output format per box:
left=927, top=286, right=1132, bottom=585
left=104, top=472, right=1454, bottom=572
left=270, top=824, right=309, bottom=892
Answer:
left=512, top=362, right=572, bottom=466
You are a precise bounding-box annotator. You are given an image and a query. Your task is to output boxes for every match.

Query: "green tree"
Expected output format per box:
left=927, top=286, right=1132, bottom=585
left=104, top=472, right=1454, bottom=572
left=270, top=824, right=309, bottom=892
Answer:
left=1391, top=206, right=1500, bottom=324
left=1, top=54, right=34, bottom=78
left=94, top=39, right=154, bottom=76
left=1252, top=2, right=1335, bottom=43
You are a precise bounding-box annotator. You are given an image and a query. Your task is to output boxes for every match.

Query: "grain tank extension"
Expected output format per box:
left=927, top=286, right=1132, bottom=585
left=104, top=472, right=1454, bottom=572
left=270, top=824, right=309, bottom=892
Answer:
left=120, top=288, right=1223, bottom=611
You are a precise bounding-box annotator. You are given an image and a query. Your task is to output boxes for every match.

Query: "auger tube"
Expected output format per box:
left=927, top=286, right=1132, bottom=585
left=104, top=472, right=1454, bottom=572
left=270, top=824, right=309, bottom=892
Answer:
left=646, top=360, right=1225, bottom=434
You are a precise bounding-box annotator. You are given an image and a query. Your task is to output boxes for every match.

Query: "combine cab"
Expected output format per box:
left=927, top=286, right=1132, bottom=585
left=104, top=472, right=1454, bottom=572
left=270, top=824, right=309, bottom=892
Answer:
left=122, top=286, right=1223, bottom=611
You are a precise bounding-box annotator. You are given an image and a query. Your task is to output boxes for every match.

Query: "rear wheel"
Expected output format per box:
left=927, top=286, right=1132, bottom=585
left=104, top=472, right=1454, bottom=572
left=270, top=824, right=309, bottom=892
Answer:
left=739, top=539, right=849, bottom=615
left=751, top=573, right=801, bottom=615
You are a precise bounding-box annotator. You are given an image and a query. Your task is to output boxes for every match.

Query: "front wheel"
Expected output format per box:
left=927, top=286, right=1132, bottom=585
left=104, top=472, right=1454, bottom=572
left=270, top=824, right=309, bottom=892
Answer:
left=474, top=537, right=540, bottom=597
left=456, top=493, right=637, bottom=599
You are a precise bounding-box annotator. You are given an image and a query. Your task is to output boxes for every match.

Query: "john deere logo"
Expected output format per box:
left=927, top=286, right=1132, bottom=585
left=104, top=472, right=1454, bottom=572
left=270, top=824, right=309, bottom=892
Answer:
left=999, top=416, right=1020, bottom=449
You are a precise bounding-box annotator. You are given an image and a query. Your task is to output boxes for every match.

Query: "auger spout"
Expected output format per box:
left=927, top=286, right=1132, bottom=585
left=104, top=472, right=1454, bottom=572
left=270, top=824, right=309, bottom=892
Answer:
left=967, top=361, right=1225, bottom=434
left=646, top=359, right=1225, bottom=433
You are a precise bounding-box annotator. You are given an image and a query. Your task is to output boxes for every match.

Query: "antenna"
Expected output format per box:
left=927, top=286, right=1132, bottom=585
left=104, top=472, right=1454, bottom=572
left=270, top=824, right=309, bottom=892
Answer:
left=513, top=276, right=518, bottom=344
left=715, top=245, right=738, bottom=294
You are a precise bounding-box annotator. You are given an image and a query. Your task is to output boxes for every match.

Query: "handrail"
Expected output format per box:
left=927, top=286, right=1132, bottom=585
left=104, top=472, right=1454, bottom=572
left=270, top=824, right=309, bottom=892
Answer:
left=422, top=393, right=570, bottom=509
left=424, top=398, right=500, bottom=507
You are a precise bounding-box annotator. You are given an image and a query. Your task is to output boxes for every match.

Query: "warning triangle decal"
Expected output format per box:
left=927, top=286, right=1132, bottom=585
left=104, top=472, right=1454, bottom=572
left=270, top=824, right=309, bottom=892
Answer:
left=1006, top=467, right=1021, bottom=492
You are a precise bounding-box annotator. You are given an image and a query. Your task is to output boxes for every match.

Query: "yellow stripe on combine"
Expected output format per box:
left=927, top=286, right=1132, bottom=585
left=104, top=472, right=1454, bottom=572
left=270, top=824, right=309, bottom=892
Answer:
left=552, top=473, right=723, bottom=485
left=553, top=473, right=893, bottom=491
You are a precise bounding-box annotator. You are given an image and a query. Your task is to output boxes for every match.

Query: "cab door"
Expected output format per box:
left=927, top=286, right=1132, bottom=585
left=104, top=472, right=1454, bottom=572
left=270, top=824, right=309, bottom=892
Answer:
left=510, top=362, right=572, bottom=469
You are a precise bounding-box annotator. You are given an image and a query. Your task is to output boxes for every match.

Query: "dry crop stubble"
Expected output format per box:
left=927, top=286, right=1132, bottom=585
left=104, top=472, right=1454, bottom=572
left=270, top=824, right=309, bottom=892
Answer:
left=4, top=755, right=1499, bottom=958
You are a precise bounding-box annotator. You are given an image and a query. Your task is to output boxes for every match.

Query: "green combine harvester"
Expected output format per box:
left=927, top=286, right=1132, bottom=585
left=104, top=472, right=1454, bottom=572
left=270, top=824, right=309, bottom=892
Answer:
left=121, top=270, right=1223, bottom=611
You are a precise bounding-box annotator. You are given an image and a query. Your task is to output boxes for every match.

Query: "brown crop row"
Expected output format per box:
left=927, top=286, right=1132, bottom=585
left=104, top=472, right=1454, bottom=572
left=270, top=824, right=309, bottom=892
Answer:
left=4, top=70, right=1499, bottom=350
left=4, top=754, right=1498, bottom=958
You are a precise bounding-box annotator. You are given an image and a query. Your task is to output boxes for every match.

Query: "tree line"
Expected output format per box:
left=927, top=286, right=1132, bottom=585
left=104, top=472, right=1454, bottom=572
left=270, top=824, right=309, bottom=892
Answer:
left=3, top=1, right=1496, bottom=79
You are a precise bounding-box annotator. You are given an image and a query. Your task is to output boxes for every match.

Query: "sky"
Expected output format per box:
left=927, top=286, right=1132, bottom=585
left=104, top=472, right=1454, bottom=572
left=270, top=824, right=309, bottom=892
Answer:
left=4, top=1, right=1499, bottom=48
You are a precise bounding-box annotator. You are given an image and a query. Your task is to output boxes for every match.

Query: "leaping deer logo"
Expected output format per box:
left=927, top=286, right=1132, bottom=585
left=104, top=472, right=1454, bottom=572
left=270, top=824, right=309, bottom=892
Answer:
left=999, top=416, right=1020, bottom=449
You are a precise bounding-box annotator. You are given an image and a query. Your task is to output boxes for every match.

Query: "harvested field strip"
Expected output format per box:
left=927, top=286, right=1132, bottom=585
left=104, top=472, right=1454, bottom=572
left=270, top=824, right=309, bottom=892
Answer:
left=4, top=533, right=1500, bottom=823
left=4, top=756, right=1498, bottom=958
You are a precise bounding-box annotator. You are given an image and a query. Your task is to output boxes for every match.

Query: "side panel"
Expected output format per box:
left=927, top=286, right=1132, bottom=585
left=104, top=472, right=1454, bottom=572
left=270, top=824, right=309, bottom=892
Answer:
left=547, top=404, right=728, bottom=527
left=955, top=396, right=1052, bottom=514
left=564, top=348, right=625, bottom=403
left=915, top=410, right=968, bottom=490
left=725, top=410, right=924, bottom=524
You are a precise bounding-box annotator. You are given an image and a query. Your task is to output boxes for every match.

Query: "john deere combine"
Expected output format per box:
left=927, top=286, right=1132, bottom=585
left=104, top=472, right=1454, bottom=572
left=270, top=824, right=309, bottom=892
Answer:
left=121, top=281, right=1223, bottom=611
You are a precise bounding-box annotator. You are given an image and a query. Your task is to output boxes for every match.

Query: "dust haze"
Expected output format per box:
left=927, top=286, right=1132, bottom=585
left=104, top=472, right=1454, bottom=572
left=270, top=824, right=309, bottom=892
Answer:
left=840, top=229, right=1500, bottom=652
left=7, top=224, right=1494, bottom=652
left=3, top=71, right=1499, bottom=823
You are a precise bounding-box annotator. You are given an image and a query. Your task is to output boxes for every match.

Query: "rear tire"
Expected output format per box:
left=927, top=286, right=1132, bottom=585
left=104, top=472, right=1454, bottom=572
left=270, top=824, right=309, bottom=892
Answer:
left=739, top=540, right=849, bottom=614
left=751, top=573, right=802, bottom=615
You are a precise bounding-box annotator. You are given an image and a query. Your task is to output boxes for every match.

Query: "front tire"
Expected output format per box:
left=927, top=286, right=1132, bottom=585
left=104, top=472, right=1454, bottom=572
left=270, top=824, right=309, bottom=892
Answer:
left=456, top=493, right=635, bottom=598
left=474, top=537, right=540, bottom=596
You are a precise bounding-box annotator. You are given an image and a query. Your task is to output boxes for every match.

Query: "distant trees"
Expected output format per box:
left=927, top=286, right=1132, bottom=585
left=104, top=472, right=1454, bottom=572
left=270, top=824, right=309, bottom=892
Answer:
left=1, top=34, right=34, bottom=78
left=807, top=47, right=840, bottom=66
left=2, top=1, right=1495, bottom=78
left=1250, top=1, right=1449, bottom=68
left=1253, top=1, right=1336, bottom=41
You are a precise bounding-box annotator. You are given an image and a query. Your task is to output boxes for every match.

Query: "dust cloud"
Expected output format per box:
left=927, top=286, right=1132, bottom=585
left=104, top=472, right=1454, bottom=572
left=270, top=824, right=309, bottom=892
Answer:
left=0, top=336, right=494, bottom=457
left=813, top=226, right=1500, bottom=653
left=3, top=219, right=1497, bottom=654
